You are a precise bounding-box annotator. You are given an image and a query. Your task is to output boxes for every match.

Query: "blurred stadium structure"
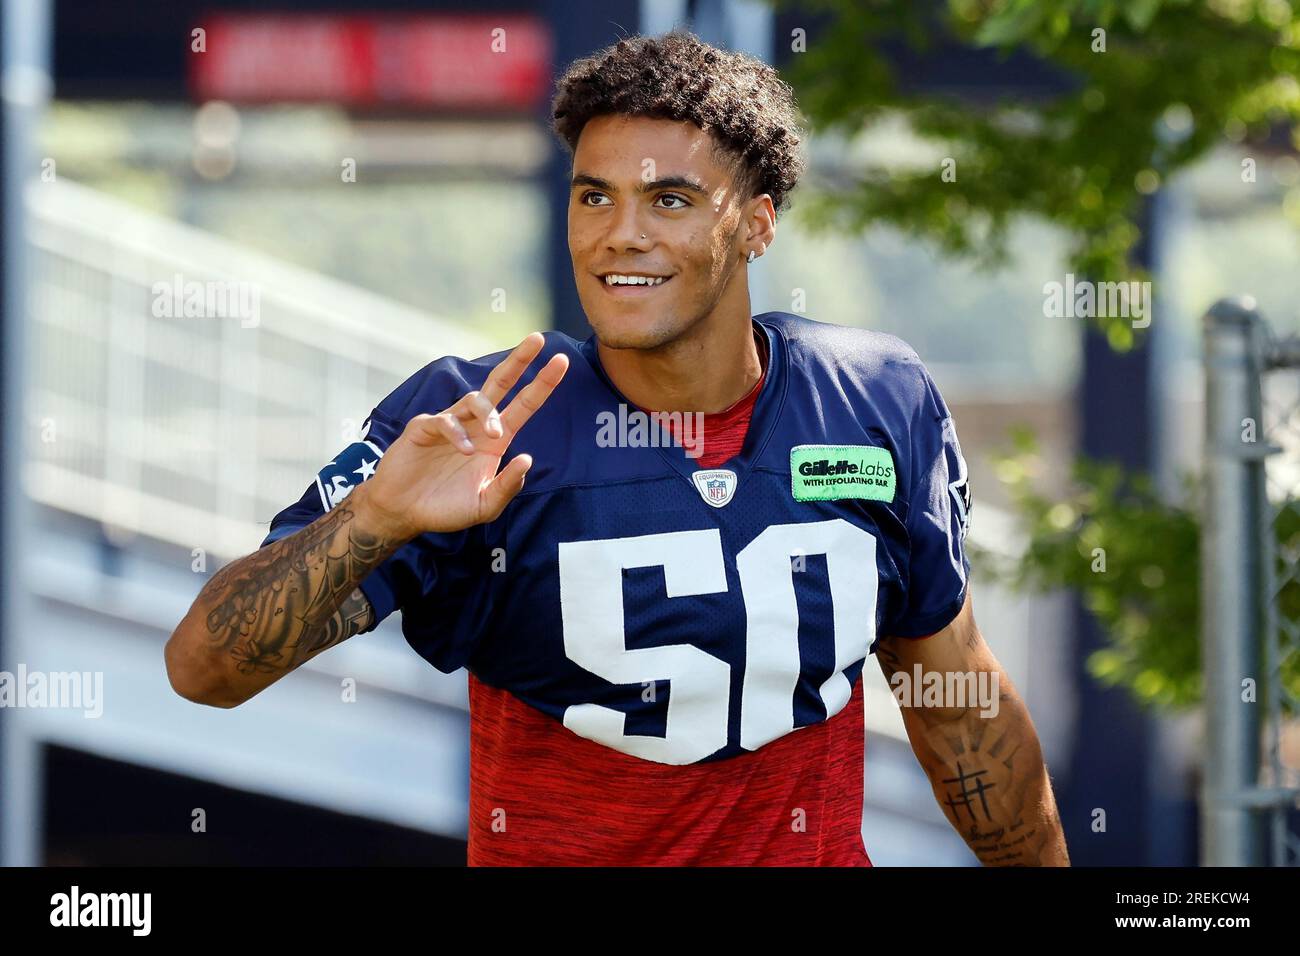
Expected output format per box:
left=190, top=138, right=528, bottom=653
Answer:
left=30, top=178, right=499, bottom=561
left=8, top=177, right=495, bottom=863
left=28, top=180, right=495, bottom=557
left=1200, top=299, right=1300, bottom=866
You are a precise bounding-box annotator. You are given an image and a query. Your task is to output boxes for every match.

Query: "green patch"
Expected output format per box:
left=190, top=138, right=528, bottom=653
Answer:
left=790, top=445, right=896, bottom=503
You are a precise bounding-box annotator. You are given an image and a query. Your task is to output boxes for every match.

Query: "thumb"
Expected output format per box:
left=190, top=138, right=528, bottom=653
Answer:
left=479, top=453, right=532, bottom=523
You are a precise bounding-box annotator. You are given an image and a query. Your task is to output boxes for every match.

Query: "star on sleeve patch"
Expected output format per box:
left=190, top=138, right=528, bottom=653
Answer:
left=315, top=440, right=385, bottom=511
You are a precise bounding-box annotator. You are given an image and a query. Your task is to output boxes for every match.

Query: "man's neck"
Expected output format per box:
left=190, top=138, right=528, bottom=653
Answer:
left=596, top=309, right=764, bottom=414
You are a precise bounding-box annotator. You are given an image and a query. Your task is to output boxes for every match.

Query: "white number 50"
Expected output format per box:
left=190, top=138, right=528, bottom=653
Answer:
left=558, top=519, right=878, bottom=764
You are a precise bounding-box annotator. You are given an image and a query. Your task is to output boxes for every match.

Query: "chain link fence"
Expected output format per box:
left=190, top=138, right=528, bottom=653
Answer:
left=1201, top=296, right=1300, bottom=866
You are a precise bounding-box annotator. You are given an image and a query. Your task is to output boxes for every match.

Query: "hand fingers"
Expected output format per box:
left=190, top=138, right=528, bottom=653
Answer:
left=450, top=390, right=503, bottom=439
left=480, top=332, right=546, bottom=406
left=500, top=353, right=569, bottom=436
left=479, top=453, right=532, bottom=522
left=406, top=412, right=475, bottom=454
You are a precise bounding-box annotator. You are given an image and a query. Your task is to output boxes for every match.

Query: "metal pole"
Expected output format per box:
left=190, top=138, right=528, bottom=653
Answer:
left=2, top=0, right=53, bottom=866
left=1200, top=296, right=1268, bottom=865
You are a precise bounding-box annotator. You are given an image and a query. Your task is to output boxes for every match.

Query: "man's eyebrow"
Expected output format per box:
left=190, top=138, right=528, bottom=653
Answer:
left=570, top=173, right=710, bottom=196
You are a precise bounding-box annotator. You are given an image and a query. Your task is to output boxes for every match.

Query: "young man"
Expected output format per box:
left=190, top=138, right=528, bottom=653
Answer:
left=165, top=32, right=1069, bottom=866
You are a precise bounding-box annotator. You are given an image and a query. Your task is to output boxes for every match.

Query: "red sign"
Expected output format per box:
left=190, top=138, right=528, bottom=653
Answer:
left=190, top=14, right=552, bottom=111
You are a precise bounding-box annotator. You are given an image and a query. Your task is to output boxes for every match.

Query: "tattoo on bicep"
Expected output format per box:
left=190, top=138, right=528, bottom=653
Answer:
left=204, top=503, right=388, bottom=673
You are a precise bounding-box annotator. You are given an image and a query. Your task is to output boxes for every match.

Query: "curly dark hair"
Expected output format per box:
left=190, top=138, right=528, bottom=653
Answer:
left=551, top=31, right=806, bottom=216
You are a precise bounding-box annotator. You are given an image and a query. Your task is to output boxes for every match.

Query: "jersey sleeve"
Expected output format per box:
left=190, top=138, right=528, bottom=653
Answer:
left=258, top=362, right=491, bottom=672
left=883, top=364, right=972, bottom=638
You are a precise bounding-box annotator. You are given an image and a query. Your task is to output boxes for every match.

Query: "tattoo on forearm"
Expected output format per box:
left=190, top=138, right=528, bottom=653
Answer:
left=919, top=708, right=1069, bottom=866
left=941, top=762, right=995, bottom=822
left=203, top=502, right=397, bottom=675
left=874, top=629, right=1067, bottom=865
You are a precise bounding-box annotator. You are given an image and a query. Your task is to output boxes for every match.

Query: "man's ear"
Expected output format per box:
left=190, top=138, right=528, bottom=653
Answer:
left=743, top=193, right=777, bottom=258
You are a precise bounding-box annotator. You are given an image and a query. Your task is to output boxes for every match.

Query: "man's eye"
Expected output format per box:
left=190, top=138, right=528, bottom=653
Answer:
left=581, top=191, right=611, bottom=206
left=655, top=193, right=689, bottom=209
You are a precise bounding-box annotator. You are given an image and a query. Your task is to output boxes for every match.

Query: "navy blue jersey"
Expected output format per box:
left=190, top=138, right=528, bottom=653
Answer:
left=262, top=312, right=971, bottom=766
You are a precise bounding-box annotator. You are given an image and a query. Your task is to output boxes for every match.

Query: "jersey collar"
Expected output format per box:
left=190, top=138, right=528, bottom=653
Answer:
left=578, top=314, right=790, bottom=495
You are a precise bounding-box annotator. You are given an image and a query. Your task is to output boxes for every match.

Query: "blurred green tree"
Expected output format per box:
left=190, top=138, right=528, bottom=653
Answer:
left=782, top=0, right=1300, bottom=348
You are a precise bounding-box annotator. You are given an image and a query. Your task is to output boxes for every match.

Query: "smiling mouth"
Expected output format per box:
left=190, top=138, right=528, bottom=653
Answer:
left=598, top=272, right=673, bottom=291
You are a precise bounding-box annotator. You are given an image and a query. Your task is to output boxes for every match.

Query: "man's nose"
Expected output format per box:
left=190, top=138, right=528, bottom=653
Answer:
left=605, top=201, right=653, bottom=252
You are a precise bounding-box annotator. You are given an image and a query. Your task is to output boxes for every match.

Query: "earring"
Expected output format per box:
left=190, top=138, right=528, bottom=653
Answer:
left=640, top=234, right=647, bottom=239
left=747, top=250, right=757, bottom=263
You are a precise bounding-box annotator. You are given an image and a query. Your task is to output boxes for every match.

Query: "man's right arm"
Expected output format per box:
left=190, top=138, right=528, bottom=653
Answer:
left=164, top=332, right=570, bottom=709
left=164, top=483, right=409, bottom=708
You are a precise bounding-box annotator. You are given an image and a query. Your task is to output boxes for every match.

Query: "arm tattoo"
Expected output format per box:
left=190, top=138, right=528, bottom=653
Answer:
left=203, top=501, right=399, bottom=675
left=913, top=698, right=1069, bottom=866
left=875, top=631, right=1067, bottom=865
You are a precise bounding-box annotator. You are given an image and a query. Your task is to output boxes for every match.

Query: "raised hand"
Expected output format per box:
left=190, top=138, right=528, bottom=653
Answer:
left=353, top=333, right=569, bottom=540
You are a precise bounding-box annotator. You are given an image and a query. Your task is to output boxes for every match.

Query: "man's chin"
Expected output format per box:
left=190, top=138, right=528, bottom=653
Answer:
left=587, top=314, right=679, bottom=351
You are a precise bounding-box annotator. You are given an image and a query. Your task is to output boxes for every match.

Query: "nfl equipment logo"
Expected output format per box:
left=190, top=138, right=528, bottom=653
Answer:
left=691, top=469, right=738, bottom=508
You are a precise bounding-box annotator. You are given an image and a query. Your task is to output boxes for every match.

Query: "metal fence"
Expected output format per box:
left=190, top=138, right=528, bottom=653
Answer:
left=1201, top=296, right=1300, bottom=866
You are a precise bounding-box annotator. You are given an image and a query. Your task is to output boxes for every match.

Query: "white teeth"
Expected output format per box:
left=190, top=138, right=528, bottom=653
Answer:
left=604, top=274, right=668, bottom=286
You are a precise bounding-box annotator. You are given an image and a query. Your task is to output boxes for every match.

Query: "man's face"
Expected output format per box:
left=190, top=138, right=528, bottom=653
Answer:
left=568, top=114, right=751, bottom=350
